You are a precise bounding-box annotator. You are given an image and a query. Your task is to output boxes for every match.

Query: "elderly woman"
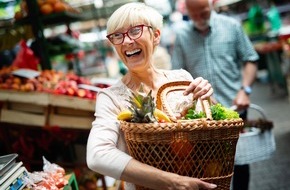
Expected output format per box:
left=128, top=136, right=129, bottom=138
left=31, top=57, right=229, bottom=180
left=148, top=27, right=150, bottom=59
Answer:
left=86, top=2, right=216, bottom=190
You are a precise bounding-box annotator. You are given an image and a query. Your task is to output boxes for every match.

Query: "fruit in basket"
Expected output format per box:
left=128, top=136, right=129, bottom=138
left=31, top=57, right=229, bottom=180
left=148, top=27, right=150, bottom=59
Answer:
left=117, top=110, right=133, bottom=121
left=154, top=108, right=171, bottom=122
left=117, top=85, right=171, bottom=123
left=171, top=139, right=193, bottom=158
left=204, top=160, right=222, bottom=177
left=117, top=108, right=171, bottom=122
left=128, top=88, right=157, bottom=123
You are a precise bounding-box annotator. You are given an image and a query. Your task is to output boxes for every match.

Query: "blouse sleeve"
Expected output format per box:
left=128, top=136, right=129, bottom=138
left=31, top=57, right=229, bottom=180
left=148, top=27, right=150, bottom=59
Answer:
left=86, top=89, right=132, bottom=180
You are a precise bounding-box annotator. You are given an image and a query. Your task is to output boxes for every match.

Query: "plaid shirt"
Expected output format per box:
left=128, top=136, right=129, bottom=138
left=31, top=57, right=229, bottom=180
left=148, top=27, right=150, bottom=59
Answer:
left=171, top=12, right=259, bottom=107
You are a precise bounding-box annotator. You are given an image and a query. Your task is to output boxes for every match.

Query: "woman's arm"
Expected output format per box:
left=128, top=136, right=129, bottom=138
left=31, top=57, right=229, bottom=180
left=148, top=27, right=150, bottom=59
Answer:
left=87, top=90, right=132, bottom=179
left=121, top=159, right=217, bottom=190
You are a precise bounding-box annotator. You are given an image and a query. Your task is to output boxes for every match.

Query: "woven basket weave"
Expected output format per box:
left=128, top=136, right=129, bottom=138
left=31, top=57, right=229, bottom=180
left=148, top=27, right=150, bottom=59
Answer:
left=120, top=81, right=244, bottom=190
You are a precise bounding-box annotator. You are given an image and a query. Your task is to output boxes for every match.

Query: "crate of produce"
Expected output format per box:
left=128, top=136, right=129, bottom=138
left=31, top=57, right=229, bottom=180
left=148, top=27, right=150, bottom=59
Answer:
left=0, top=89, right=95, bottom=128
left=120, top=81, right=244, bottom=190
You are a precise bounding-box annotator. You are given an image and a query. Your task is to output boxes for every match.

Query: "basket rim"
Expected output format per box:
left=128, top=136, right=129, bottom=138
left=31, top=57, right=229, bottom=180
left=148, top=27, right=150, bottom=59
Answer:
left=201, top=173, right=234, bottom=181
left=120, top=118, right=244, bottom=133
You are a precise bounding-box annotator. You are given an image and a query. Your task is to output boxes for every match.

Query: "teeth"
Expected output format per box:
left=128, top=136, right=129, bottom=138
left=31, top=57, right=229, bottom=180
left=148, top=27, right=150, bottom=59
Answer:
left=126, top=49, right=141, bottom=55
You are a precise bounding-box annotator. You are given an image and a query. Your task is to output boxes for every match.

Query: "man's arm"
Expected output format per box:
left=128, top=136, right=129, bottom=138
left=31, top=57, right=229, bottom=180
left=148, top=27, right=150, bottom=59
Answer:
left=233, top=61, right=258, bottom=110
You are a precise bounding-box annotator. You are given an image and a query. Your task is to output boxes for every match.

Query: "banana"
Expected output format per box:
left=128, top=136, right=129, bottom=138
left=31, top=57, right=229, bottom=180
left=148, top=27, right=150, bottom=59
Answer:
left=154, top=108, right=171, bottom=122
left=117, top=108, right=171, bottom=122
left=117, top=109, right=133, bottom=121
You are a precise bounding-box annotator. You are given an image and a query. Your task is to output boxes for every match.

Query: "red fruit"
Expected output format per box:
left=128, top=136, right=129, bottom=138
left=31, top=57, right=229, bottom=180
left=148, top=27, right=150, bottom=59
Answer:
left=11, top=83, right=20, bottom=90
left=24, top=82, right=35, bottom=91
left=54, top=88, right=66, bottom=95
left=77, top=89, right=86, bottom=98
left=171, top=140, right=193, bottom=158
left=66, top=87, right=75, bottom=96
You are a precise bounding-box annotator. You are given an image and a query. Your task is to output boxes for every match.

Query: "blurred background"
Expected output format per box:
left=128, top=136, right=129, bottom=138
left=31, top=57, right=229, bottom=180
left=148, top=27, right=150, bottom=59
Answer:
left=0, top=0, right=290, bottom=189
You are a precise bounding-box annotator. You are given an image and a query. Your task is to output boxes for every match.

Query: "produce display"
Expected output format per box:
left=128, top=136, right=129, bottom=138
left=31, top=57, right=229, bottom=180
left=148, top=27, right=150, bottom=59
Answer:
left=0, top=66, right=106, bottom=100
left=14, top=0, right=80, bottom=20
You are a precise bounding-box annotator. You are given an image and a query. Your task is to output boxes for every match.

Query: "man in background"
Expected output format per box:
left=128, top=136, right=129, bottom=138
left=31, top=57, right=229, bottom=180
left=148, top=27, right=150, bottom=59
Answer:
left=171, top=0, right=259, bottom=189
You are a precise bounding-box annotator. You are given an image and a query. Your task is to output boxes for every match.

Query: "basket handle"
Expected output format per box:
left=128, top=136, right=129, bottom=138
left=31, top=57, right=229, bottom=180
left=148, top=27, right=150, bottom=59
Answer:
left=230, top=104, right=267, bottom=119
left=156, top=81, right=212, bottom=120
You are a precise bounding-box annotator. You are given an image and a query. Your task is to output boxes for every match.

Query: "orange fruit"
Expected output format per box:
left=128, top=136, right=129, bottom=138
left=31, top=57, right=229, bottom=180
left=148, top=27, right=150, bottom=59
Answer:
left=171, top=140, right=193, bottom=158
left=53, top=2, right=67, bottom=12
left=46, top=0, right=58, bottom=5
left=37, top=0, right=45, bottom=6
left=40, top=3, right=53, bottom=15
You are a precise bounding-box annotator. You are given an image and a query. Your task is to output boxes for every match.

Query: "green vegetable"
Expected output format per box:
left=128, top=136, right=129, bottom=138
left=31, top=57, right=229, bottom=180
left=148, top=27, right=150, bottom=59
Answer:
left=184, top=108, right=206, bottom=119
left=210, top=103, right=240, bottom=120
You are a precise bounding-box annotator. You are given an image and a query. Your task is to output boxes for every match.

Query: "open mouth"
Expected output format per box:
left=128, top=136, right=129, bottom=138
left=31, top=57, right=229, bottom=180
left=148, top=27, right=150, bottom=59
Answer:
left=125, top=49, right=141, bottom=57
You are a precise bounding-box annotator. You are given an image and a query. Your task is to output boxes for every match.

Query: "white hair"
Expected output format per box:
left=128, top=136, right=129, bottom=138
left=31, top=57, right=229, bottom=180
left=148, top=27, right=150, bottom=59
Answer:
left=106, top=2, right=163, bottom=35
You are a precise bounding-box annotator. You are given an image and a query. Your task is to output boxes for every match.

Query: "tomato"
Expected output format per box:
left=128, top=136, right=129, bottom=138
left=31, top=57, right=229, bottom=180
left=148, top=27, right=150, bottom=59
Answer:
left=170, top=139, right=193, bottom=158
left=204, top=160, right=222, bottom=177
left=40, top=3, right=53, bottom=15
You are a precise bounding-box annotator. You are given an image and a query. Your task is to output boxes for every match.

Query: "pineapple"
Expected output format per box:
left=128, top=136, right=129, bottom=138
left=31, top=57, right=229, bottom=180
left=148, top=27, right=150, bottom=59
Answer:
left=117, top=84, right=171, bottom=123
left=127, top=87, right=157, bottom=123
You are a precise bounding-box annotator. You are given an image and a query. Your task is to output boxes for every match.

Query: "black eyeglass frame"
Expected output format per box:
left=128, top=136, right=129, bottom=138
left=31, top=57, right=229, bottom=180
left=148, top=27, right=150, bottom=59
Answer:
left=106, top=24, right=153, bottom=45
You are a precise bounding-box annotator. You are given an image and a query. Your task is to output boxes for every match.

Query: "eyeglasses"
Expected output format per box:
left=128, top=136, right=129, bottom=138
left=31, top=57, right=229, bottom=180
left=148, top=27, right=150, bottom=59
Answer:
left=106, top=24, right=153, bottom=45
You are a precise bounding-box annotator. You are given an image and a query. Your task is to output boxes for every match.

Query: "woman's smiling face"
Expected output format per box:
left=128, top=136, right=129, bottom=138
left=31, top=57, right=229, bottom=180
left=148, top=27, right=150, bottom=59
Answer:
left=113, top=24, right=159, bottom=72
left=105, top=3, right=163, bottom=73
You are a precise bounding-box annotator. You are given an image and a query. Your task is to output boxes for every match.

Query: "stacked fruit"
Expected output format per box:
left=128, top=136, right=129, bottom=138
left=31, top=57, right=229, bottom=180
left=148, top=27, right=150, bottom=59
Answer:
left=0, top=66, right=102, bottom=100
left=37, top=0, right=76, bottom=15
left=14, top=0, right=79, bottom=20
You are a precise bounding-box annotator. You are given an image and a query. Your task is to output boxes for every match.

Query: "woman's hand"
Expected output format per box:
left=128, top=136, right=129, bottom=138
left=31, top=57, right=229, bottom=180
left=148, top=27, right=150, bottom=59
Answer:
left=168, top=174, right=217, bottom=190
left=122, top=159, right=217, bottom=190
left=183, top=77, right=213, bottom=100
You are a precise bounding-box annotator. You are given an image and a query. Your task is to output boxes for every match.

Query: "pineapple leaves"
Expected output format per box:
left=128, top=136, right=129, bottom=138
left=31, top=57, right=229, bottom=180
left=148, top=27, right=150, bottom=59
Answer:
left=127, top=89, right=157, bottom=123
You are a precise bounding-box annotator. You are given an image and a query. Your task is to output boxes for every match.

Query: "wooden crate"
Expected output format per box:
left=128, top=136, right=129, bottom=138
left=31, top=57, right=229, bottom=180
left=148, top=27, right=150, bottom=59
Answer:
left=49, top=106, right=94, bottom=129
left=48, top=94, right=95, bottom=129
left=0, top=90, right=96, bottom=129
left=49, top=94, right=95, bottom=111
left=0, top=90, right=49, bottom=105
left=0, top=101, right=48, bottom=126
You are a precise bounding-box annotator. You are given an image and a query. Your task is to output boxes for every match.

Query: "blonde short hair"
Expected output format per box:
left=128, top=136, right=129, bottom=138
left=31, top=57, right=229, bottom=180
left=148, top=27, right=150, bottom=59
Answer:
left=106, top=2, right=163, bottom=35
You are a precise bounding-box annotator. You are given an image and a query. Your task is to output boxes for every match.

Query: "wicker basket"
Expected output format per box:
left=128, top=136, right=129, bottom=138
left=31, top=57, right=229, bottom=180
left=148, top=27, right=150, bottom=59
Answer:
left=235, top=104, right=275, bottom=165
left=120, top=81, right=244, bottom=190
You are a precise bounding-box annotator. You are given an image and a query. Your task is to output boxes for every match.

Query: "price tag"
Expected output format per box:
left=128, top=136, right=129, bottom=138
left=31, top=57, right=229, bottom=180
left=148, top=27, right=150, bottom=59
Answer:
left=12, top=69, right=40, bottom=79
left=78, top=84, right=102, bottom=92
